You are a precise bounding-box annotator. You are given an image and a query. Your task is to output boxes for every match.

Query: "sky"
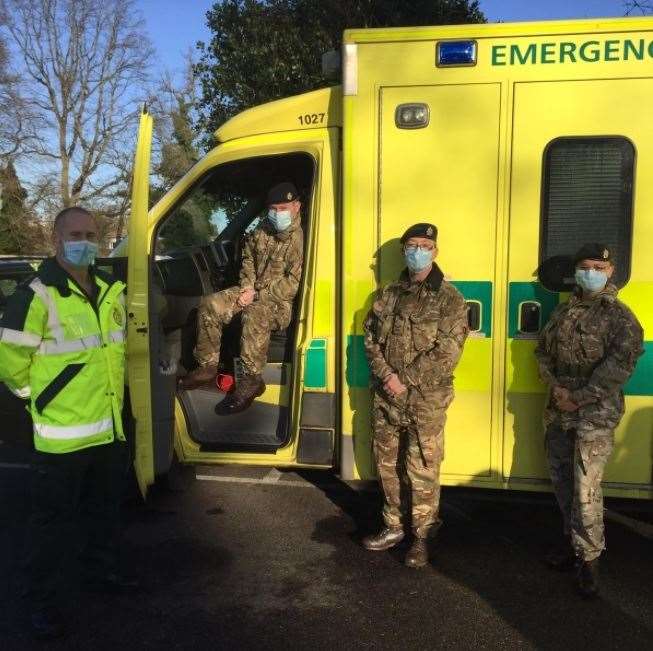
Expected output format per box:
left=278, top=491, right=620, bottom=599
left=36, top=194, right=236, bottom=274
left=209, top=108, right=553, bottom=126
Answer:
left=140, top=0, right=631, bottom=77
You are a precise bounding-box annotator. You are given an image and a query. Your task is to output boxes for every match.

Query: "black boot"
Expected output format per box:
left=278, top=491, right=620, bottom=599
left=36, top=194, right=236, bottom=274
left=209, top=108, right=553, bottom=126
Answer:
left=83, top=572, right=141, bottom=594
left=576, top=559, right=600, bottom=599
left=545, top=540, right=578, bottom=572
left=405, top=537, right=429, bottom=568
left=216, top=374, right=266, bottom=415
left=362, top=527, right=405, bottom=551
left=29, top=608, right=67, bottom=640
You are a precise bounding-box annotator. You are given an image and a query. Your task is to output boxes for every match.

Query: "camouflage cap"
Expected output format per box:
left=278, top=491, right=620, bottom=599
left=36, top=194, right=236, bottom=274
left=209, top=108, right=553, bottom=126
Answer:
left=400, top=223, right=438, bottom=244
left=266, top=182, right=299, bottom=205
left=573, top=242, right=612, bottom=265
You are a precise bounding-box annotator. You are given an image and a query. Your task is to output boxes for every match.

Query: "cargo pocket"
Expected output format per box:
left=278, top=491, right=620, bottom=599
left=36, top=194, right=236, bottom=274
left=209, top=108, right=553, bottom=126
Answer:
left=264, top=253, right=289, bottom=285
left=576, top=435, right=613, bottom=479
left=577, top=322, right=605, bottom=362
left=414, top=391, right=450, bottom=465
left=35, top=363, right=86, bottom=414
left=415, top=429, right=445, bottom=467
left=588, top=436, right=613, bottom=462
left=410, top=312, right=439, bottom=351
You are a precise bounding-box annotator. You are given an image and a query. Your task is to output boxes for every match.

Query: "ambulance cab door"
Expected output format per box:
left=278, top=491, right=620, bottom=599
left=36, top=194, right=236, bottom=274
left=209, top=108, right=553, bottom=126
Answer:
left=126, top=108, right=156, bottom=496
left=157, top=127, right=339, bottom=470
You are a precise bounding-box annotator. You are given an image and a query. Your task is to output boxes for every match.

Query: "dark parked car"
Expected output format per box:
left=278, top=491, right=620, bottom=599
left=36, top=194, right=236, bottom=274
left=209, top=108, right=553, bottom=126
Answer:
left=0, top=257, right=44, bottom=447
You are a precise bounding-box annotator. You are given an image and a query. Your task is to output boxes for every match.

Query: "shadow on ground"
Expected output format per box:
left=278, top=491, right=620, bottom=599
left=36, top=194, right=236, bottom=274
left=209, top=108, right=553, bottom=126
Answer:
left=301, top=470, right=653, bottom=650
left=1, top=454, right=652, bottom=650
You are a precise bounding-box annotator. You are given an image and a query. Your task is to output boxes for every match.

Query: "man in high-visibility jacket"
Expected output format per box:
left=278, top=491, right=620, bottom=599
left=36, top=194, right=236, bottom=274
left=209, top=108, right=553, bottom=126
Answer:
left=0, top=207, right=136, bottom=639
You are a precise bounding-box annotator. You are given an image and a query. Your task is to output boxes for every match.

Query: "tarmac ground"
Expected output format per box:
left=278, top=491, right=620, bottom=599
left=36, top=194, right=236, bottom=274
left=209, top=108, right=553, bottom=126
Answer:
left=1, top=447, right=652, bottom=650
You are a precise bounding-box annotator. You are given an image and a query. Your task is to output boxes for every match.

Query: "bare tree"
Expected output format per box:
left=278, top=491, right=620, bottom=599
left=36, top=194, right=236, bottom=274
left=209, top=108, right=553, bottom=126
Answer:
left=0, top=77, right=40, bottom=162
left=0, top=7, right=38, bottom=161
left=1, top=0, right=153, bottom=210
left=624, top=1, right=653, bottom=14
left=0, top=14, right=16, bottom=158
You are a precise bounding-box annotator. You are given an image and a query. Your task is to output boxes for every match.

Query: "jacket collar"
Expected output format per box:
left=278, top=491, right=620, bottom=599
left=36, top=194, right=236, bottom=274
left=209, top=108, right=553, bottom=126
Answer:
left=399, top=263, right=444, bottom=292
left=37, top=257, right=114, bottom=297
left=571, top=282, right=618, bottom=306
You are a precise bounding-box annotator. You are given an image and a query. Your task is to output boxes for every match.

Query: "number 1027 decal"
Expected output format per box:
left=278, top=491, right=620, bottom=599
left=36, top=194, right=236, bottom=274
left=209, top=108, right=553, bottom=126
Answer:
left=298, top=113, right=326, bottom=125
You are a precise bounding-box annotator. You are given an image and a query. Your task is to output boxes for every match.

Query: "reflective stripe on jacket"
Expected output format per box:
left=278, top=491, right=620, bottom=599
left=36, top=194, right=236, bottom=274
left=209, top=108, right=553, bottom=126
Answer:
left=0, top=257, right=126, bottom=453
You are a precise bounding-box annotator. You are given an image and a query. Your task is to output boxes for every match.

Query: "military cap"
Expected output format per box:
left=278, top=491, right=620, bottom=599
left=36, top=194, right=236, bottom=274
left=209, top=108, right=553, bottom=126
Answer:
left=266, top=182, right=299, bottom=205
left=400, top=223, right=438, bottom=244
left=573, top=242, right=612, bottom=265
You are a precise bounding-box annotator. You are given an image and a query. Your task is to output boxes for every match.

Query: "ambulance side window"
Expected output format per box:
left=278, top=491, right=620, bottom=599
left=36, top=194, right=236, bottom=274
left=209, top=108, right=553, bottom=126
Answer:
left=539, top=136, right=634, bottom=291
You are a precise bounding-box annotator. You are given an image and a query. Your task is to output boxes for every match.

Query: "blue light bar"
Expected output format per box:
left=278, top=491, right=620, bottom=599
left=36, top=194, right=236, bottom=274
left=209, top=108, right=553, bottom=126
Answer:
left=437, top=40, right=477, bottom=67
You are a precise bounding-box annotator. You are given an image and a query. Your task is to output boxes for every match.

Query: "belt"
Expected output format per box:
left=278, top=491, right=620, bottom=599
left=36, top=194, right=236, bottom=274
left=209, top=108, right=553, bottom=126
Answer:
left=555, top=362, right=595, bottom=378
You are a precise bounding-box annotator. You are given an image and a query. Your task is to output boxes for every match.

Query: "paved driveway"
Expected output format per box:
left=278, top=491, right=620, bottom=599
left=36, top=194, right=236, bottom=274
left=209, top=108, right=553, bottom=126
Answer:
left=1, top=453, right=652, bottom=650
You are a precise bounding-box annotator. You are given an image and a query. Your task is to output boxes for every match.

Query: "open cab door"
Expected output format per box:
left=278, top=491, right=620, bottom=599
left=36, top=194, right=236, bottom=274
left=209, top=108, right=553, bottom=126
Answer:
left=126, top=108, right=155, bottom=496
left=146, top=88, right=340, bottom=472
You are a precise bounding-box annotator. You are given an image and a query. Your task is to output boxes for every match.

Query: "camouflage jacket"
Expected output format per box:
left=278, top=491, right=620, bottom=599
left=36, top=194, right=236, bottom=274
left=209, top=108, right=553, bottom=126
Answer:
left=535, top=283, right=644, bottom=431
left=363, top=264, right=469, bottom=392
left=239, top=213, right=304, bottom=309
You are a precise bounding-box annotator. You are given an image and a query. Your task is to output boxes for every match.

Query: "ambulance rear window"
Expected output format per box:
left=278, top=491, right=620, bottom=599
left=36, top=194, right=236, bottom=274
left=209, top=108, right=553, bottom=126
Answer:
left=539, top=136, right=634, bottom=290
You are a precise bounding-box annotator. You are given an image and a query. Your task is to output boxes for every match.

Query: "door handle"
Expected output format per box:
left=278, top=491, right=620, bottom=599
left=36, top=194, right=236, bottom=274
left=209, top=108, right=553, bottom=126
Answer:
left=518, top=301, right=541, bottom=336
left=466, top=300, right=481, bottom=332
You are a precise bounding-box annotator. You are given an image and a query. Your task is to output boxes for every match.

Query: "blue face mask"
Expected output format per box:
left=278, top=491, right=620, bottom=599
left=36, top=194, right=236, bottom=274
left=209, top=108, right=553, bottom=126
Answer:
left=63, top=240, right=98, bottom=267
left=267, top=209, right=292, bottom=232
left=575, top=268, right=608, bottom=293
left=404, top=246, right=433, bottom=273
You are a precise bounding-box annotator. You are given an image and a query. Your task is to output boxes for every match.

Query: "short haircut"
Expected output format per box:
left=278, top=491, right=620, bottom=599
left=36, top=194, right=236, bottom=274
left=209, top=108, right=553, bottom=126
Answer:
left=53, top=206, right=94, bottom=232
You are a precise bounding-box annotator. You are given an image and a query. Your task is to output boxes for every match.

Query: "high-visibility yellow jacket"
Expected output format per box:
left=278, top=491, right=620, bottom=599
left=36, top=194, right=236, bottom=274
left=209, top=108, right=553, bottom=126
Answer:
left=0, top=257, right=126, bottom=453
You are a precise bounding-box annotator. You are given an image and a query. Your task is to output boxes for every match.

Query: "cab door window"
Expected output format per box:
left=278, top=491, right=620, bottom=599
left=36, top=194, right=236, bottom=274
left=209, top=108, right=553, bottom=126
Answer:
left=152, top=152, right=315, bottom=454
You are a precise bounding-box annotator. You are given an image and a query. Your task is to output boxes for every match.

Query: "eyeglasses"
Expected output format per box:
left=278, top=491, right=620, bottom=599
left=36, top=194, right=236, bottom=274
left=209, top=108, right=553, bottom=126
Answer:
left=576, top=263, right=611, bottom=271
left=404, top=245, right=434, bottom=254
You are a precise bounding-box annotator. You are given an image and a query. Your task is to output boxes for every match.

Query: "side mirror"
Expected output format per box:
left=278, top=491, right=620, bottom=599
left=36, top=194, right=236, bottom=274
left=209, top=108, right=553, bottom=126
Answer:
left=322, top=50, right=341, bottom=80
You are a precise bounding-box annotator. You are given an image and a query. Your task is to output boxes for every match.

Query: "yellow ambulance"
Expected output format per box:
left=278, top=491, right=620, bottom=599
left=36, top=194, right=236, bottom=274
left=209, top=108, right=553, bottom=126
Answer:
left=125, top=16, right=653, bottom=497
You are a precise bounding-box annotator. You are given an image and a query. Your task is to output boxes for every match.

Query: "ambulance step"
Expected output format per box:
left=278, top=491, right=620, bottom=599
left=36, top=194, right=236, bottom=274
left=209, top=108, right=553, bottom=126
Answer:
left=178, top=387, right=288, bottom=453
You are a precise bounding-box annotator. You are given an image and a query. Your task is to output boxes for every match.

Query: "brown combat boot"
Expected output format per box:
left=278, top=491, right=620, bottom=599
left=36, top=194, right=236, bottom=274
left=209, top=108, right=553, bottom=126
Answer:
left=405, top=537, right=429, bottom=568
left=178, top=364, right=218, bottom=390
left=216, top=374, right=266, bottom=415
left=362, top=527, right=405, bottom=551
left=576, top=559, right=600, bottom=599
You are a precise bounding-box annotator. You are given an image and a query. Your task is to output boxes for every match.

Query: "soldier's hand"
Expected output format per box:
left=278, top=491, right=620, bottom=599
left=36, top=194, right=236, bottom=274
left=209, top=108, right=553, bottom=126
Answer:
left=557, top=398, right=579, bottom=412
left=238, top=287, right=256, bottom=307
left=384, top=373, right=407, bottom=397
left=552, top=386, right=570, bottom=403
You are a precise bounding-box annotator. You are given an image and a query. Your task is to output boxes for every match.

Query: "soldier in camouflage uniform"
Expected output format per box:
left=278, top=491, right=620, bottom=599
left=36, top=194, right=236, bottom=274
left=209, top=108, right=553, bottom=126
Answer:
left=362, top=223, right=468, bottom=568
left=180, top=182, right=304, bottom=413
left=535, top=242, right=643, bottom=598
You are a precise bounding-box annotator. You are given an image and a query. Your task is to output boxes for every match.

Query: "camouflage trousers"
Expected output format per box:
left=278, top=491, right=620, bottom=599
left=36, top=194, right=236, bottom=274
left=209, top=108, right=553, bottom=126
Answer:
left=372, top=387, right=453, bottom=538
left=194, top=286, right=289, bottom=376
left=545, top=421, right=614, bottom=562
